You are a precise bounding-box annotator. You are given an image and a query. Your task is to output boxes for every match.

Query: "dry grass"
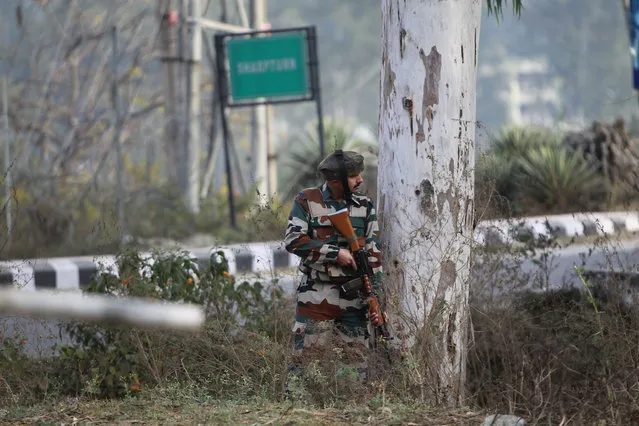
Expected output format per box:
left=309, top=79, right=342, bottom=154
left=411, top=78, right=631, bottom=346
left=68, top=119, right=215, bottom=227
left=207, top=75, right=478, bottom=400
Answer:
left=6, top=226, right=639, bottom=425
left=6, top=283, right=639, bottom=425
left=0, top=393, right=489, bottom=425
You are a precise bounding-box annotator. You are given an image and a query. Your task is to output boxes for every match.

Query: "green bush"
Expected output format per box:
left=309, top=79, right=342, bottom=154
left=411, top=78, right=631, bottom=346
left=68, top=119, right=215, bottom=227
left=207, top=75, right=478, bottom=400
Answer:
left=517, top=145, right=607, bottom=213
left=477, top=125, right=611, bottom=217
left=56, top=248, right=289, bottom=399
left=278, top=118, right=378, bottom=200
left=475, top=152, right=522, bottom=218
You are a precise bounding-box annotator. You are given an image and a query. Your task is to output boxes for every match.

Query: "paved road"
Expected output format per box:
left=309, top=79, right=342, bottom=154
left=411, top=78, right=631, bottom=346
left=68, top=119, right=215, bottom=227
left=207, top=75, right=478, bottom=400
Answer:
left=518, top=238, right=639, bottom=287
left=4, top=238, right=639, bottom=357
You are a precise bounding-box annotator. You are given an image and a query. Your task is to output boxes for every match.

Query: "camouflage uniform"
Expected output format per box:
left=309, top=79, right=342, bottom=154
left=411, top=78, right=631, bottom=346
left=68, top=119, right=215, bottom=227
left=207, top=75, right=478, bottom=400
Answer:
left=284, top=151, right=383, bottom=367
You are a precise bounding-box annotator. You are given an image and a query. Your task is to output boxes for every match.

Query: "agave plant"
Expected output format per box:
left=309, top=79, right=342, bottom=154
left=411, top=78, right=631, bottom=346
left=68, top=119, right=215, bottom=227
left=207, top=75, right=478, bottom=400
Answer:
left=489, top=126, right=561, bottom=162
left=475, top=152, right=522, bottom=217
left=516, top=145, right=607, bottom=213
left=278, top=118, right=378, bottom=199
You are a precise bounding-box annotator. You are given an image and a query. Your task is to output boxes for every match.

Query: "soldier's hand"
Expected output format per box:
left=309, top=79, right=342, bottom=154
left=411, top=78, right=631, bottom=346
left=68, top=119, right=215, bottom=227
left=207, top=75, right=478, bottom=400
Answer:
left=370, top=311, right=383, bottom=327
left=337, top=248, right=357, bottom=270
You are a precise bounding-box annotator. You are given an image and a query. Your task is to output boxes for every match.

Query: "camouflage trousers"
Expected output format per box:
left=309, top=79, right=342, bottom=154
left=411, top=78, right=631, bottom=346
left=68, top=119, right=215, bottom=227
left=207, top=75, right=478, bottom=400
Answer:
left=290, top=275, right=370, bottom=367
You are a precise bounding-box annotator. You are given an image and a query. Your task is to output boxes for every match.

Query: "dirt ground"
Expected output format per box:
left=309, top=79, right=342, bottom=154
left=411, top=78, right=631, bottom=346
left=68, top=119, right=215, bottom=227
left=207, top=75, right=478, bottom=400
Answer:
left=0, top=396, right=490, bottom=425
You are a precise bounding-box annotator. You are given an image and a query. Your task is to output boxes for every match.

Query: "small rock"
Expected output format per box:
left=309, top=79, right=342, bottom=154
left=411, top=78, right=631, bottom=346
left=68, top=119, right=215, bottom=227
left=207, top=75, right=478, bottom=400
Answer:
left=482, top=414, right=526, bottom=426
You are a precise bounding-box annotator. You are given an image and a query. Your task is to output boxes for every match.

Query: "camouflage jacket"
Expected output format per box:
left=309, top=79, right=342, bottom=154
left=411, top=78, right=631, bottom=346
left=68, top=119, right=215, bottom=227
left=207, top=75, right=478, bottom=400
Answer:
left=284, top=183, right=383, bottom=290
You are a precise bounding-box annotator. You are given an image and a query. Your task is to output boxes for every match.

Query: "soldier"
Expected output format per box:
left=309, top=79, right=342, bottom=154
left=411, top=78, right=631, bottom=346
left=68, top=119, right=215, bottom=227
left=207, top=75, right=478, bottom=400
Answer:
left=283, top=149, right=384, bottom=383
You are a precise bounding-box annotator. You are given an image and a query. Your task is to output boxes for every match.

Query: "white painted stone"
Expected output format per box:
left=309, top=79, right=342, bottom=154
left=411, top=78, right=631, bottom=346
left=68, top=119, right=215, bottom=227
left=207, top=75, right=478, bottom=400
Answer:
left=92, top=255, right=119, bottom=277
left=3, top=260, right=36, bottom=291
left=248, top=242, right=275, bottom=273
left=46, top=258, right=80, bottom=290
left=573, top=213, right=615, bottom=235
left=482, top=414, right=526, bottom=426
left=606, top=211, right=639, bottom=232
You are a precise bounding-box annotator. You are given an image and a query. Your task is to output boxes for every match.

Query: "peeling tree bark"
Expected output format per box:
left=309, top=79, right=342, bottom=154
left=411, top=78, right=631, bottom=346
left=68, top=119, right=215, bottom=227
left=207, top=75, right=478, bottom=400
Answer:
left=378, top=0, right=482, bottom=407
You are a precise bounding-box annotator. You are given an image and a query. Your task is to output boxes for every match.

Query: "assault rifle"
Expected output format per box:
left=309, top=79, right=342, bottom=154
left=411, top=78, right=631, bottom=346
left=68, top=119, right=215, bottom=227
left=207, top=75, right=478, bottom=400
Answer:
left=327, top=208, right=393, bottom=344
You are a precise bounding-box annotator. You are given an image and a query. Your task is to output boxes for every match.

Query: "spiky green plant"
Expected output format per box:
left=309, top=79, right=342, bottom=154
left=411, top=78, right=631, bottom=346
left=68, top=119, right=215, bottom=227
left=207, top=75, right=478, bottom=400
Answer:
left=475, top=152, right=522, bottom=217
left=477, top=126, right=564, bottom=217
left=489, top=126, right=561, bottom=162
left=517, top=145, right=607, bottom=213
left=278, top=119, right=378, bottom=199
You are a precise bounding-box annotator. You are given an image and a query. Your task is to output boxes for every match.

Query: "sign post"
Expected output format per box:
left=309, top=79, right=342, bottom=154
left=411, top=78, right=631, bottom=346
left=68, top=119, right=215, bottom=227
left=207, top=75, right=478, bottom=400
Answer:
left=227, top=33, right=310, bottom=101
left=215, top=26, right=324, bottom=228
left=630, top=0, right=639, bottom=90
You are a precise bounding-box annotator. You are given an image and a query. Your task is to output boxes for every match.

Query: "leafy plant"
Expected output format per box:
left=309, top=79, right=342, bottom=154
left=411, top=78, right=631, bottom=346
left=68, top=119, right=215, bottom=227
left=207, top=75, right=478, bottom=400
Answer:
left=476, top=125, right=614, bottom=217
left=57, top=248, right=286, bottom=398
left=517, top=145, right=607, bottom=213
left=475, top=152, right=521, bottom=218
left=489, top=126, right=561, bottom=162
left=278, top=118, right=378, bottom=199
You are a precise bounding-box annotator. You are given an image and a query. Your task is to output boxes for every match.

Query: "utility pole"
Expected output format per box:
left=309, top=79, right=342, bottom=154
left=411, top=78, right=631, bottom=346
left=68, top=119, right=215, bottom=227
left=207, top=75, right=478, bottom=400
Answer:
left=252, top=0, right=269, bottom=204
left=159, top=1, right=181, bottom=190
left=112, top=26, right=126, bottom=244
left=266, top=103, right=278, bottom=195
left=186, top=0, right=202, bottom=214
left=187, top=1, right=251, bottom=208
left=2, top=79, right=12, bottom=252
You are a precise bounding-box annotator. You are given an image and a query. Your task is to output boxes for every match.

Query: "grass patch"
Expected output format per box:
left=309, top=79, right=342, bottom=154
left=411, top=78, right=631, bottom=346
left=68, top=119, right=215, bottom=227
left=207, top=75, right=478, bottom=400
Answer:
left=0, top=392, right=489, bottom=425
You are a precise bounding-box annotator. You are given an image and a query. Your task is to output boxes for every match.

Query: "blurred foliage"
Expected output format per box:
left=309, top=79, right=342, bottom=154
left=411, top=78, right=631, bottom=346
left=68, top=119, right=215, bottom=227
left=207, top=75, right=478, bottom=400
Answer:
left=477, top=0, right=634, bottom=131
left=278, top=118, right=378, bottom=200
left=489, top=126, right=561, bottom=161
left=517, top=145, right=607, bottom=213
left=56, top=249, right=287, bottom=398
left=475, top=124, right=636, bottom=219
left=0, top=171, right=289, bottom=260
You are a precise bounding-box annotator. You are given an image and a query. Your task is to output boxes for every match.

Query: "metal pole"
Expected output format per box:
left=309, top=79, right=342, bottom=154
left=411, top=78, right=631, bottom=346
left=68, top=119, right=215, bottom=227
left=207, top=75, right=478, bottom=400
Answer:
left=112, top=26, right=126, bottom=244
left=186, top=0, right=202, bottom=214
left=310, top=26, right=326, bottom=158
left=249, top=0, right=257, bottom=194
left=253, top=0, right=269, bottom=203
left=159, top=1, right=180, bottom=189
left=266, top=104, right=278, bottom=195
left=2, top=78, right=12, bottom=251
left=178, top=0, right=187, bottom=193
left=215, top=34, right=237, bottom=229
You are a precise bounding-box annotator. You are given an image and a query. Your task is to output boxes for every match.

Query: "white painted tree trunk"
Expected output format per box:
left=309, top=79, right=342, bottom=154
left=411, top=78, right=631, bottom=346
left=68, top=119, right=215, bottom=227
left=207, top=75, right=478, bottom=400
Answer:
left=378, top=0, right=482, bottom=407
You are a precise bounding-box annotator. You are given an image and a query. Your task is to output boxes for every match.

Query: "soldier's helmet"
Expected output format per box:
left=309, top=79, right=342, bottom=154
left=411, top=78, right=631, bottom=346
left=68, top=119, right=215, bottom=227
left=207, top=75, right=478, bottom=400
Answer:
left=317, top=150, right=364, bottom=180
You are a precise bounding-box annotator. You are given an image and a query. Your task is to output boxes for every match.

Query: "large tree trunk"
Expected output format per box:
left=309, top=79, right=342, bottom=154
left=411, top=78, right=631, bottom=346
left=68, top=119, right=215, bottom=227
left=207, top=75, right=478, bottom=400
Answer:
left=378, top=0, right=481, bottom=407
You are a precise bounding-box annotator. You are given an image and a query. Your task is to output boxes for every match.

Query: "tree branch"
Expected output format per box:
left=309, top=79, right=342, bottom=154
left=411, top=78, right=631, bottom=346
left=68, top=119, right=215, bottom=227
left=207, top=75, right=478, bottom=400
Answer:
left=128, top=100, right=164, bottom=121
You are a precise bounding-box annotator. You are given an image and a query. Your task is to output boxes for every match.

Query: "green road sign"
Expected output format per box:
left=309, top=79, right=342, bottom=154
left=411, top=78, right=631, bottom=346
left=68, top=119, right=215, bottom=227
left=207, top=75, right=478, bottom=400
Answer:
left=226, top=32, right=310, bottom=101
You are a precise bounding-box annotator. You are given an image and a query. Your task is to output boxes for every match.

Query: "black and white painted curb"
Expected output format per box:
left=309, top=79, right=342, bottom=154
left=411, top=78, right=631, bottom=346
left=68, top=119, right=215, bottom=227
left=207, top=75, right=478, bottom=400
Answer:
left=474, top=211, right=639, bottom=245
left=0, top=242, right=299, bottom=292
left=1, top=211, right=638, bottom=291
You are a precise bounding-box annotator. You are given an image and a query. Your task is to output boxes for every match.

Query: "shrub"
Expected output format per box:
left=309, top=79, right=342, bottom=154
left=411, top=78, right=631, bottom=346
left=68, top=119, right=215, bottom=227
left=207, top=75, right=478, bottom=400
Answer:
left=475, top=152, right=521, bottom=219
left=477, top=125, right=612, bottom=217
left=278, top=118, right=378, bottom=200
left=490, top=126, right=561, bottom=162
left=467, top=285, right=639, bottom=424
left=55, top=248, right=289, bottom=399
left=517, top=145, right=607, bottom=213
